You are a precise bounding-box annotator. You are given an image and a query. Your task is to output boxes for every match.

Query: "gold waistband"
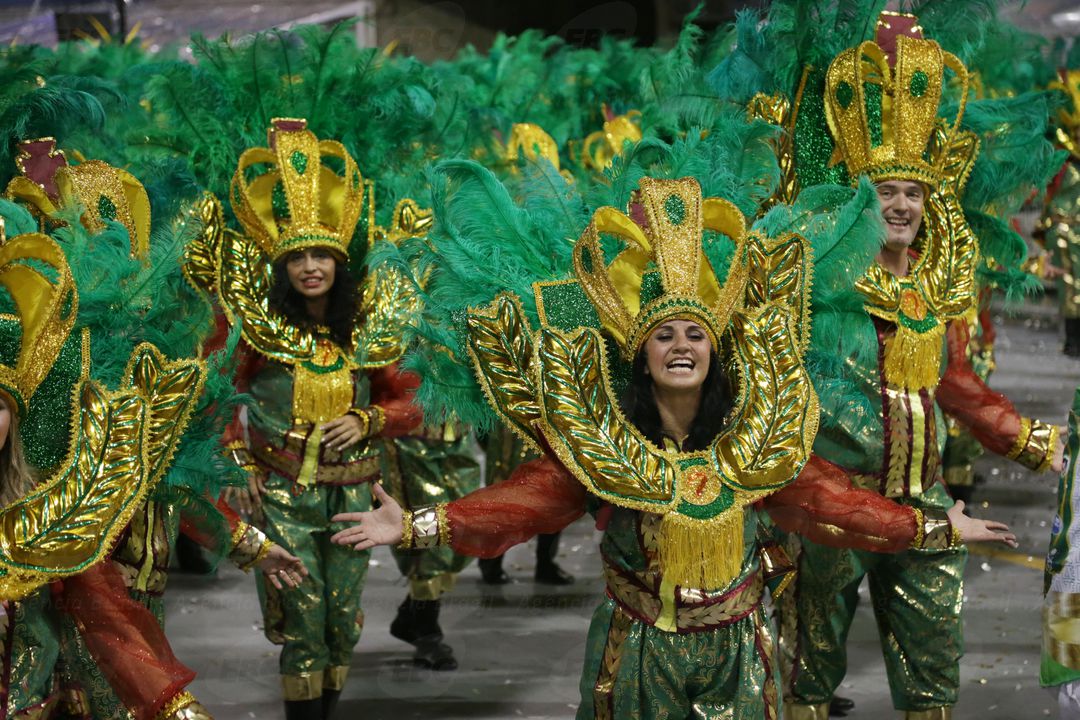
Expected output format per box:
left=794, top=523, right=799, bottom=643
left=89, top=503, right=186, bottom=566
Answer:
left=252, top=443, right=379, bottom=486
left=603, top=561, right=762, bottom=633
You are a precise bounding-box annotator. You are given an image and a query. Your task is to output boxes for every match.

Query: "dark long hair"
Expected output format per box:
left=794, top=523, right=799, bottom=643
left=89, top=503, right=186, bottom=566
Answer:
left=619, top=347, right=734, bottom=452
left=267, top=257, right=362, bottom=349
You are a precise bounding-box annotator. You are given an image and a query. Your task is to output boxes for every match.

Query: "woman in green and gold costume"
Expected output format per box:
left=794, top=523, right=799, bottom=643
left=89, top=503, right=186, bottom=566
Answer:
left=0, top=228, right=219, bottom=720
left=188, top=118, right=425, bottom=720
left=329, top=165, right=1015, bottom=719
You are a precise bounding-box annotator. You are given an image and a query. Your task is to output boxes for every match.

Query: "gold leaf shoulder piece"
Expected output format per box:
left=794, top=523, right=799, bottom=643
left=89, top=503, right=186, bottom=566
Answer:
left=125, top=343, right=206, bottom=482
left=352, top=263, right=421, bottom=369
left=744, top=232, right=813, bottom=353
left=0, top=343, right=208, bottom=601
left=0, top=381, right=149, bottom=600
left=216, top=224, right=318, bottom=364
left=465, top=293, right=543, bottom=451
left=182, top=192, right=228, bottom=297
left=534, top=325, right=678, bottom=510
left=711, top=306, right=819, bottom=491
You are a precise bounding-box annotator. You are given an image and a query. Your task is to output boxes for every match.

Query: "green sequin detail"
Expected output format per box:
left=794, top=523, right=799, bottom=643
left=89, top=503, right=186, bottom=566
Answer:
left=910, top=70, right=929, bottom=98
left=300, top=355, right=346, bottom=374
left=639, top=272, right=663, bottom=305
left=664, top=194, right=686, bottom=226
left=793, top=69, right=849, bottom=188
left=97, top=195, right=117, bottom=221
left=864, top=82, right=883, bottom=148
left=290, top=151, right=308, bottom=175
left=272, top=179, right=289, bottom=219
left=835, top=81, right=854, bottom=109
left=898, top=312, right=939, bottom=333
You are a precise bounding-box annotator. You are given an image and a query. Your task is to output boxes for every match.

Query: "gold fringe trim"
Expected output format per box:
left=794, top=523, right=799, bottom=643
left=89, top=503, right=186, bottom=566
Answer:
left=657, top=506, right=744, bottom=590
left=883, top=323, right=945, bottom=392
left=154, top=691, right=197, bottom=720
left=292, top=362, right=353, bottom=424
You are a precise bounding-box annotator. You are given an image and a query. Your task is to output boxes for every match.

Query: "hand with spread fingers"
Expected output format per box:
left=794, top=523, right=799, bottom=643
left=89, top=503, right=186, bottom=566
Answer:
left=331, top=483, right=403, bottom=551
left=225, top=468, right=268, bottom=516
left=947, top=500, right=1018, bottom=547
left=258, top=544, right=309, bottom=589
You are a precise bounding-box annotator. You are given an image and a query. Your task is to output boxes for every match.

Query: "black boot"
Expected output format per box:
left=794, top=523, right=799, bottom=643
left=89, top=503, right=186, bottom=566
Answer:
left=390, top=596, right=458, bottom=670
left=284, top=698, right=322, bottom=720
left=829, top=695, right=855, bottom=717
left=389, top=596, right=419, bottom=644
left=535, top=533, right=574, bottom=585
left=478, top=555, right=511, bottom=585
left=321, top=689, right=340, bottom=720
left=1066, top=318, right=1080, bottom=358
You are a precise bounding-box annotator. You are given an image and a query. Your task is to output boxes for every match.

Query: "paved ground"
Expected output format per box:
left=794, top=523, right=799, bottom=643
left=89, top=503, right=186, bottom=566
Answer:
left=166, top=296, right=1080, bottom=719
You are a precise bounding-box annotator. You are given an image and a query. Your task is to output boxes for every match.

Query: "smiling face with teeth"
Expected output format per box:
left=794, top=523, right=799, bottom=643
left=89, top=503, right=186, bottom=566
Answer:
left=875, top=179, right=926, bottom=252
left=643, top=319, right=712, bottom=395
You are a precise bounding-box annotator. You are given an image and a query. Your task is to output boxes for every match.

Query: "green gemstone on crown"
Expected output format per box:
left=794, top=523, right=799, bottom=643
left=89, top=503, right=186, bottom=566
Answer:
left=97, top=195, right=117, bottom=221
left=272, top=179, right=289, bottom=219
left=910, top=70, right=929, bottom=98
left=836, top=81, right=854, bottom=109
left=664, top=194, right=686, bottom=226
left=290, top=151, right=308, bottom=175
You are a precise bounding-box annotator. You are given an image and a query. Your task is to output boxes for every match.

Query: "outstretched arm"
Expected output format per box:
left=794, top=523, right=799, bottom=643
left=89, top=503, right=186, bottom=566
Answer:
left=938, top=320, right=1062, bottom=472
left=765, top=454, right=1016, bottom=551
left=331, top=455, right=587, bottom=557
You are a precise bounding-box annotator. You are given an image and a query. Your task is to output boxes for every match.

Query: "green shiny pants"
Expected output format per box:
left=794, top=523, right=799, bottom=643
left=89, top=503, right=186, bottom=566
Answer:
left=257, top=472, right=372, bottom=691
left=779, top=489, right=967, bottom=712
left=576, top=598, right=778, bottom=719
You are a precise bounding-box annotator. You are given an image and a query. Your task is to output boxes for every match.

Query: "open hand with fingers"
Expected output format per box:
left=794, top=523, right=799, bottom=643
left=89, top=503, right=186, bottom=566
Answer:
left=948, top=500, right=1017, bottom=547
left=331, top=483, right=403, bottom=551
left=259, top=545, right=308, bottom=589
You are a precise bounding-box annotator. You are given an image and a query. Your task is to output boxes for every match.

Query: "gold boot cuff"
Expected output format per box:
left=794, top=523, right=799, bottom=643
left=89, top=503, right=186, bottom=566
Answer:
left=282, top=671, right=324, bottom=701
left=155, top=692, right=213, bottom=720
left=324, top=665, right=349, bottom=691
left=905, top=708, right=952, bottom=720
left=783, top=701, right=830, bottom=720
left=409, top=572, right=458, bottom=601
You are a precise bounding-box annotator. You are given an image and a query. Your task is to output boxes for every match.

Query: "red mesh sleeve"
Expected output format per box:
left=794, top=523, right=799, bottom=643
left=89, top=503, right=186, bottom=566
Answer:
left=446, top=455, right=587, bottom=557
left=59, top=563, right=195, bottom=720
left=179, top=497, right=241, bottom=555
left=764, top=455, right=917, bottom=553
left=221, top=337, right=262, bottom=448
left=368, top=364, right=423, bottom=437
left=937, top=320, right=1022, bottom=456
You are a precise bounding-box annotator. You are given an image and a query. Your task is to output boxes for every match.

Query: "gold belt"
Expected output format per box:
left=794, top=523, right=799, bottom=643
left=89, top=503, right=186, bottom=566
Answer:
left=252, top=443, right=380, bottom=486
left=603, top=561, right=762, bottom=633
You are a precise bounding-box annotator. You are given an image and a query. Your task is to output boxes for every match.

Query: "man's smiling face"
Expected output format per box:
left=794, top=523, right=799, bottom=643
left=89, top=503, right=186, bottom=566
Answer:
left=876, top=179, right=926, bottom=251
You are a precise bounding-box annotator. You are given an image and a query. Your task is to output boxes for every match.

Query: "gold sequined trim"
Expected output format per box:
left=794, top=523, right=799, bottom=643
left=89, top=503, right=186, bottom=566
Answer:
left=1008, top=418, right=1059, bottom=472
left=282, top=671, right=324, bottom=701
left=1006, top=417, right=1032, bottom=460
left=436, top=504, right=451, bottom=547
left=229, top=523, right=272, bottom=571
left=154, top=691, right=199, bottom=720
left=910, top=507, right=926, bottom=548
left=400, top=509, right=415, bottom=550
left=783, top=702, right=830, bottom=720
left=324, top=665, right=348, bottom=691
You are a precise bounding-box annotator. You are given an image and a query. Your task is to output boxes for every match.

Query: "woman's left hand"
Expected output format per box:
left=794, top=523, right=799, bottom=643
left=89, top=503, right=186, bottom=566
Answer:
left=258, top=545, right=308, bottom=590
left=322, top=413, right=368, bottom=452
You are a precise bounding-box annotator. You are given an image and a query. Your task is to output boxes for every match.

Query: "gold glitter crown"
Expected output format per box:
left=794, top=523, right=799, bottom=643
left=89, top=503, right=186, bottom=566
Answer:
left=580, top=106, right=642, bottom=172
left=230, top=118, right=363, bottom=262
left=0, top=229, right=77, bottom=418
left=824, top=12, right=969, bottom=185
left=573, top=176, right=748, bottom=356
left=5, top=138, right=151, bottom=258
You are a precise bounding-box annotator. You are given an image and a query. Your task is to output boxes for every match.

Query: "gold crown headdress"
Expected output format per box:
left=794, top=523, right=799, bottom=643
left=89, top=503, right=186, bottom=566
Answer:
left=230, top=118, right=363, bottom=262
left=580, top=105, right=643, bottom=171
left=824, top=12, right=970, bottom=186
left=5, top=138, right=151, bottom=258
left=572, top=176, right=748, bottom=357
left=0, top=229, right=78, bottom=418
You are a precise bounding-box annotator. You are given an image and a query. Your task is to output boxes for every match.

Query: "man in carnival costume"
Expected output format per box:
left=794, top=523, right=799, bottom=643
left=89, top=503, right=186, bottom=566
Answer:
left=776, top=13, right=1066, bottom=720
left=187, top=119, right=424, bottom=720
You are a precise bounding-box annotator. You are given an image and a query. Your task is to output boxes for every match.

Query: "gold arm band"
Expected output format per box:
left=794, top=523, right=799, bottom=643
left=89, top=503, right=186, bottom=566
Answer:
left=912, top=508, right=956, bottom=550
left=155, top=692, right=213, bottom=720
left=1008, top=418, right=1059, bottom=472
left=229, top=523, right=272, bottom=571
left=226, top=441, right=256, bottom=471
left=400, top=508, right=415, bottom=550
left=400, top=505, right=447, bottom=550
left=349, top=405, right=386, bottom=439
